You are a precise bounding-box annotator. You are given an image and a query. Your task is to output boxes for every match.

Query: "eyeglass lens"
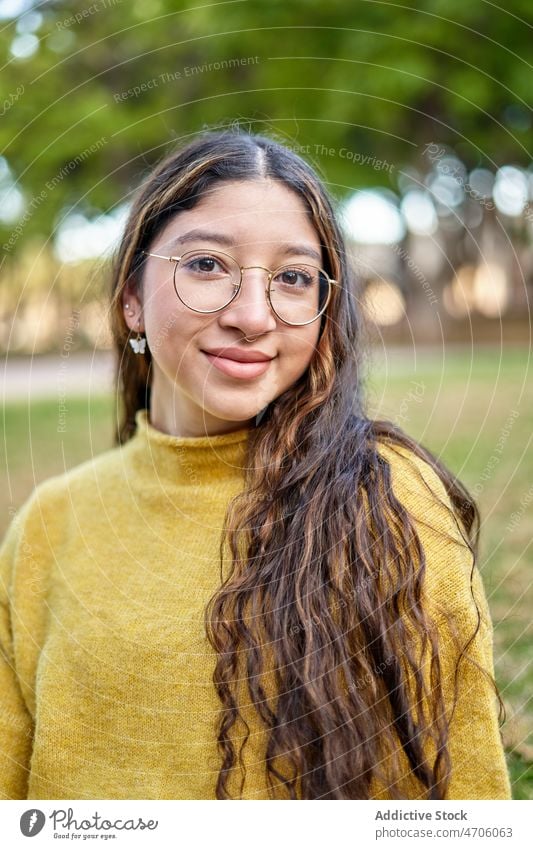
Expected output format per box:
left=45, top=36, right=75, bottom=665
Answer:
left=172, top=250, right=329, bottom=325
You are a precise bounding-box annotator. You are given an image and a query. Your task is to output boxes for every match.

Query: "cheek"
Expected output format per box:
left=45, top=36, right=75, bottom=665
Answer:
left=144, top=304, right=189, bottom=367
left=281, top=329, right=319, bottom=373
left=146, top=306, right=216, bottom=367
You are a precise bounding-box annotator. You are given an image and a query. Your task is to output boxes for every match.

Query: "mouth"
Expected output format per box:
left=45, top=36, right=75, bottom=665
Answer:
left=202, top=350, right=275, bottom=380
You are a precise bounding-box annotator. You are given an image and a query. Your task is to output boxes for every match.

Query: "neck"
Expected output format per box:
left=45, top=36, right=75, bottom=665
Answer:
left=128, top=409, right=253, bottom=487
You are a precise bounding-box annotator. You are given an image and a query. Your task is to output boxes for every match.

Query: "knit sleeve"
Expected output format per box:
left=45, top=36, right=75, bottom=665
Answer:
left=377, top=442, right=512, bottom=800
left=0, top=506, right=34, bottom=799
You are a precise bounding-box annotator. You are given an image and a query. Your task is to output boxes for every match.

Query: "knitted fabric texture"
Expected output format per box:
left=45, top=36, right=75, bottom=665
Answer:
left=0, top=409, right=511, bottom=799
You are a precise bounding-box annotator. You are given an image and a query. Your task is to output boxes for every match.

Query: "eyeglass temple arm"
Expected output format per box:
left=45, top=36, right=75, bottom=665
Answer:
left=142, top=250, right=182, bottom=262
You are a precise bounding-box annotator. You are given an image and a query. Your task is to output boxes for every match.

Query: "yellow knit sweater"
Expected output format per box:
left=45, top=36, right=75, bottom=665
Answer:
left=0, top=409, right=511, bottom=800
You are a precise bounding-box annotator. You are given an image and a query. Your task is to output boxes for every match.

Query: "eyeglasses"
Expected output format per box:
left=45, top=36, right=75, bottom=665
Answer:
left=141, top=248, right=339, bottom=326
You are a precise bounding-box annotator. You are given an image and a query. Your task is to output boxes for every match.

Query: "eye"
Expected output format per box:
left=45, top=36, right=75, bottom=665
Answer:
left=274, top=266, right=316, bottom=288
left=182, top=254, right=228, bottom=275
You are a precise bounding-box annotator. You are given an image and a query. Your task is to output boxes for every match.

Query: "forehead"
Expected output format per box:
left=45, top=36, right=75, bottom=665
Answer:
left=202, top=178, right=308, bottom=209
left=156, top=179, right=322, bottom=252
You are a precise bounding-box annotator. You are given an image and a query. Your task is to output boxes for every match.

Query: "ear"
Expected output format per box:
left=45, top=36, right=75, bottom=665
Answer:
left=121, top=282, right=144, bottom=333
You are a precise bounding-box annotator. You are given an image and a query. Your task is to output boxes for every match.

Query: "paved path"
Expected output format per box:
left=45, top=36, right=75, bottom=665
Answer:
left=2, top=352, right=116, bottom=401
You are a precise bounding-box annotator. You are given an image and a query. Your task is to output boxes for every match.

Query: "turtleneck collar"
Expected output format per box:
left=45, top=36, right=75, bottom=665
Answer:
left=125, top=408, right=253, bottom=487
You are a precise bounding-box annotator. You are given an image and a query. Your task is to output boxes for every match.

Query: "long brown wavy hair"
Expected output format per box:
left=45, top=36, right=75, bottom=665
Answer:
left=109, top=127, right=489, bottom=799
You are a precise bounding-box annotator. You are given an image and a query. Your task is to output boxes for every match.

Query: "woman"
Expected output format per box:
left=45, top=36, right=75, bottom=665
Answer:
left=0, top=129, right=511, bottom=800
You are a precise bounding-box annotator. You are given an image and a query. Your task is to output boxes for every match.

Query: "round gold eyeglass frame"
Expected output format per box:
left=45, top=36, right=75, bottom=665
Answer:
left=141, top=249, right=340, bottom=327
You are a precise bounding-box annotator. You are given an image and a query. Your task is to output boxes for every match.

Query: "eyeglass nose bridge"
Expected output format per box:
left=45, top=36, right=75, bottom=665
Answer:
left=240, top=264, right=274, bottom=273
left=228, top=265, right=277, bottom=302
left=238, top=264, right=276, bottom=286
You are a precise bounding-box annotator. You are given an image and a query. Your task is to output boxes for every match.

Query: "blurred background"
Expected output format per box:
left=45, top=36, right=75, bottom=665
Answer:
left=1, top=0, right=531, bottom=798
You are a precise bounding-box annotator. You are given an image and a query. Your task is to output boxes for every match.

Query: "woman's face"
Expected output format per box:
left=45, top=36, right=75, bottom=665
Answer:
left=123, top=179, right=325, bottom=437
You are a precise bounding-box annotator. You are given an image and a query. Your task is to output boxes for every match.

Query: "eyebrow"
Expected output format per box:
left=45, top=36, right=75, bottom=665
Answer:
left=165, top=228, right=323, bottom=264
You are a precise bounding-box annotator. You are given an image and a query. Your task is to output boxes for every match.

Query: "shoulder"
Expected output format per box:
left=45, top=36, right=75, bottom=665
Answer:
left=0, top=443, right=133, bottom=599
left=375, top=439, right=467, bottom=550
left=376, top=440, right=462, bottom=530
left=1, top=442, right=130, bottom=553
left=374, top=439, right=487, bottom=627
left=31, top=440, right=128, bottom=501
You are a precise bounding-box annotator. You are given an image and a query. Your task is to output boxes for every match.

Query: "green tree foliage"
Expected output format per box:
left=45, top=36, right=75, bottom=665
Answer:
left=0, top=0, right=531, bottom=251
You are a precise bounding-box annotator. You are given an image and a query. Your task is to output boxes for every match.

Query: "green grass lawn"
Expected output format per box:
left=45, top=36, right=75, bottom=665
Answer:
left=2, top=346, right=531, bottom=799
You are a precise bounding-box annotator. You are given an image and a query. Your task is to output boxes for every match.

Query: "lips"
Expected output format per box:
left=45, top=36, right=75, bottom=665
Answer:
left=202, top=349, right=275, bottom=380
left=202, top=347, right=274, bottom=363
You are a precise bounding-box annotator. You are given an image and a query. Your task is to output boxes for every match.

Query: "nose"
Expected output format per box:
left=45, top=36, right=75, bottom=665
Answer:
left=218, top=267, right=278, bottom=336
